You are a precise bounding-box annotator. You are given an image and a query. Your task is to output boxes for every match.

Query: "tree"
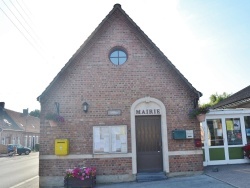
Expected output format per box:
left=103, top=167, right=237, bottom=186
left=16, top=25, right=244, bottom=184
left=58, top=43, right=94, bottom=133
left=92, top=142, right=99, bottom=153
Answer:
left=29, top=109, right=40, bottom=118
left=209, top=92, right=231, bottom=106
left=201, top=92, right=231, bottom=108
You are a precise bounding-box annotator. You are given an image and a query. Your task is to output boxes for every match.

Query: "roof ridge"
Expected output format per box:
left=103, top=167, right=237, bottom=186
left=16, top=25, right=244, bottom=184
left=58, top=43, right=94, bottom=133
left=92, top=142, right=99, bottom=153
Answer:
left=212, top=85, right=250, bottom=108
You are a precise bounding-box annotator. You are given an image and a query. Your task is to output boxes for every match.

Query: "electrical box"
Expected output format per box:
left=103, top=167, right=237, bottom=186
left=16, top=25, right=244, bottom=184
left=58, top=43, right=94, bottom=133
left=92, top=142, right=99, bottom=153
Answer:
left=186, top=130, right=194, bottom=139
left=172, top=130, right=186, bottom=139
left=55, top=139, right=69, bottom=156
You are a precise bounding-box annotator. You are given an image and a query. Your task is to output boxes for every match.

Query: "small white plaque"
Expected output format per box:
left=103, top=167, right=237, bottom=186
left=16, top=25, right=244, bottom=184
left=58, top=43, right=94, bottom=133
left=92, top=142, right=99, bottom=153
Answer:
left=108, top=109, right=121, bottom=116
left=186, top=130, right=194, bottom=139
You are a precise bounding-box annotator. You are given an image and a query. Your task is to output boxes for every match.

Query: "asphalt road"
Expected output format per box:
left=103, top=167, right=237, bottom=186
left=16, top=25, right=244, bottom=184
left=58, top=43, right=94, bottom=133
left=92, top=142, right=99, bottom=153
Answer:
left=1, top=152, right=249, bottom=188
left=0, top=152, right=38, bottom=188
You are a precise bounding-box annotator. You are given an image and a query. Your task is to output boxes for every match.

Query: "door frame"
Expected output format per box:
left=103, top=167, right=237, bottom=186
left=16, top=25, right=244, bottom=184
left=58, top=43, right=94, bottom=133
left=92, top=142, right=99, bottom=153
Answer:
left=131, top=97, right=169, bottom=174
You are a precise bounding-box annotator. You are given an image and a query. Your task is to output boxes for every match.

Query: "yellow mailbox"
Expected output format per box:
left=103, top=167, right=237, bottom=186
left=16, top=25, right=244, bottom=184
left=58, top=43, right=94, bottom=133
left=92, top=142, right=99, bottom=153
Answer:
left=55, top=139, right=69, bottom=156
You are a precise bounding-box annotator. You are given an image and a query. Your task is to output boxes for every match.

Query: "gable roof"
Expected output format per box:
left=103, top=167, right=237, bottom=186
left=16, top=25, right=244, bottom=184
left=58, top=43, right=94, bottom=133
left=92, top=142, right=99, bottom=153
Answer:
left=0, top=109, right=40, bottom=133
left=212, top=85, right=250, bottom=109
left=37, top=4, right=202, bottom=101
left=0, top=109, right=23, bottom=131
left=6, top=109, right=40, bottom=133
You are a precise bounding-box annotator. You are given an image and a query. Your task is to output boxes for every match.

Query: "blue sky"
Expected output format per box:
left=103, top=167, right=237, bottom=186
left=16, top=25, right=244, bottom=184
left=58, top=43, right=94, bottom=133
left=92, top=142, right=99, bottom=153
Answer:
left=177, top=0, right=250, bottom=97
left=187, top=1, right=249, bottom=93
left=0, top=0, right=249, bottom=112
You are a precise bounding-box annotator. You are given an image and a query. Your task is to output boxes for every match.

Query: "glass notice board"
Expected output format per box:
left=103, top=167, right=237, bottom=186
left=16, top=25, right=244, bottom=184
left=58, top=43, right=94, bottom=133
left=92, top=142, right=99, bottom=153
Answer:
left=226, top=118, right=242, bottom=145
left=93, top=125, right=127, bottom=154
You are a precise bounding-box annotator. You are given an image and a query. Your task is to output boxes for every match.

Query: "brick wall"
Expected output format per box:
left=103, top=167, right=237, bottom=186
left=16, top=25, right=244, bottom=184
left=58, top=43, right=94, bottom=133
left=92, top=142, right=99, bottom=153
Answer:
left=39, top=8, right=201, bottom=177
left=39, top=158, right=132, bottom=176
left=169, top=155, right=204, bottom=172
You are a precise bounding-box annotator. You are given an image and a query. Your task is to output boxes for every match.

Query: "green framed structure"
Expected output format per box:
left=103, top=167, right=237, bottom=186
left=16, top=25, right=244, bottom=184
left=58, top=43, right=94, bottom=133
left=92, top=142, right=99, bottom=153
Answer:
left=202, top=109, right=250, bottom=166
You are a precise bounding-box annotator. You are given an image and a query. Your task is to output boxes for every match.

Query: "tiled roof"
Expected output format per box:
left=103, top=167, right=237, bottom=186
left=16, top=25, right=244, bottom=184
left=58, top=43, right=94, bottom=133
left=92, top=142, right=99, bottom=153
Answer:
left=212, top=85, right=250, bottom=109
left=5, top=109, right=40, bottom=133
left=37, top=4, right=202, bottom=101
left=0, top=109, right=23, bottom=131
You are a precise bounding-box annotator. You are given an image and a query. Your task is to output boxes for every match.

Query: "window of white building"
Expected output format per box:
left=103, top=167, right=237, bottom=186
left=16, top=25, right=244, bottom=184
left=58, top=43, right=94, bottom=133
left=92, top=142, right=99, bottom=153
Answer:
left=1, top=138, right=5, bottom=145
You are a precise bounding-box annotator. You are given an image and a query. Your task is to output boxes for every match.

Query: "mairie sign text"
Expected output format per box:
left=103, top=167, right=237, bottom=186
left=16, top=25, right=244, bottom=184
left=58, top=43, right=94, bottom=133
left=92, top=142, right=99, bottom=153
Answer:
left=135, top=109, right=160, bottom=115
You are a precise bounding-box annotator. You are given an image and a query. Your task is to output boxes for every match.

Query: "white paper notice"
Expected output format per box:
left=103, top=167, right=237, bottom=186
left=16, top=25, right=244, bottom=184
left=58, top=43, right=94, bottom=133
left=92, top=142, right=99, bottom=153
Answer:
left=121, top=144, right=127, bottom=152
left=94, top=128, right=100, bottom=142
left=111, top=131, right=116, bottom=152
left=94, top=142, right=100, bottom=150
left=116, top=140, right=121, bottom=149
left=104, top=137, right=109, bottom=152
left=120, top=135, right=126, bottom=143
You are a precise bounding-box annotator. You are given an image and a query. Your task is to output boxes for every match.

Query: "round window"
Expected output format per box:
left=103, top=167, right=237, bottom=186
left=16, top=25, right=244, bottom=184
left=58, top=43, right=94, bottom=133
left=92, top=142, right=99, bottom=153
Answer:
left=109, top=49, right=127, bottom=65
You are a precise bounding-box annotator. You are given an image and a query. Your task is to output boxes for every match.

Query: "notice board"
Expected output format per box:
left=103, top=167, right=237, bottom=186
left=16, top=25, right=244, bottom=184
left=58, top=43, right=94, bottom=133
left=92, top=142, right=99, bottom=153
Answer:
left=93, top=125, right=127, bottom=154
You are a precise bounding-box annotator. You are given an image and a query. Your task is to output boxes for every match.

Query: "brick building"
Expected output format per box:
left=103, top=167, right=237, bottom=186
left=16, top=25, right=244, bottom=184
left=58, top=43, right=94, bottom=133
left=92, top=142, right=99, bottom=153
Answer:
left=0, top=102, right=40, bottom=149
left=38, top=4, right=203, bottom=187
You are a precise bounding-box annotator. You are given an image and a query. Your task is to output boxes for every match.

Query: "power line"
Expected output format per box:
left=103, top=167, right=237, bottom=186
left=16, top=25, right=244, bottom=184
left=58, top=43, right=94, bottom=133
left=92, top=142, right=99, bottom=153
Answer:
left=15, top=0, right=33, bottom=25
left=15, top=0, right=53, bottom=62
left=2, top=0, right=44, bottom=52
left=20, top=0, right=33, bottom=17
left=1, top=1, right=52, bottom=62
left=9, top=0, right=43, bottom=45
left=0, top=5, right=45, bottom=58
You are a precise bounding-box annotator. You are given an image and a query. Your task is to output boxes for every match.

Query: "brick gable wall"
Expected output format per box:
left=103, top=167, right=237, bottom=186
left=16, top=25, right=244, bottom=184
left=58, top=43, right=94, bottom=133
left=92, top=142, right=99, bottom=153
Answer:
left=39, top=9, right=202, bottom=178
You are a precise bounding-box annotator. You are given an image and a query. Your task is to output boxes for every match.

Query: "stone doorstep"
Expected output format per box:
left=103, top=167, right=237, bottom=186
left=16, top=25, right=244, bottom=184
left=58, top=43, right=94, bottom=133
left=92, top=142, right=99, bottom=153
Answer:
left=136, top=172, right=167, bottom=182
